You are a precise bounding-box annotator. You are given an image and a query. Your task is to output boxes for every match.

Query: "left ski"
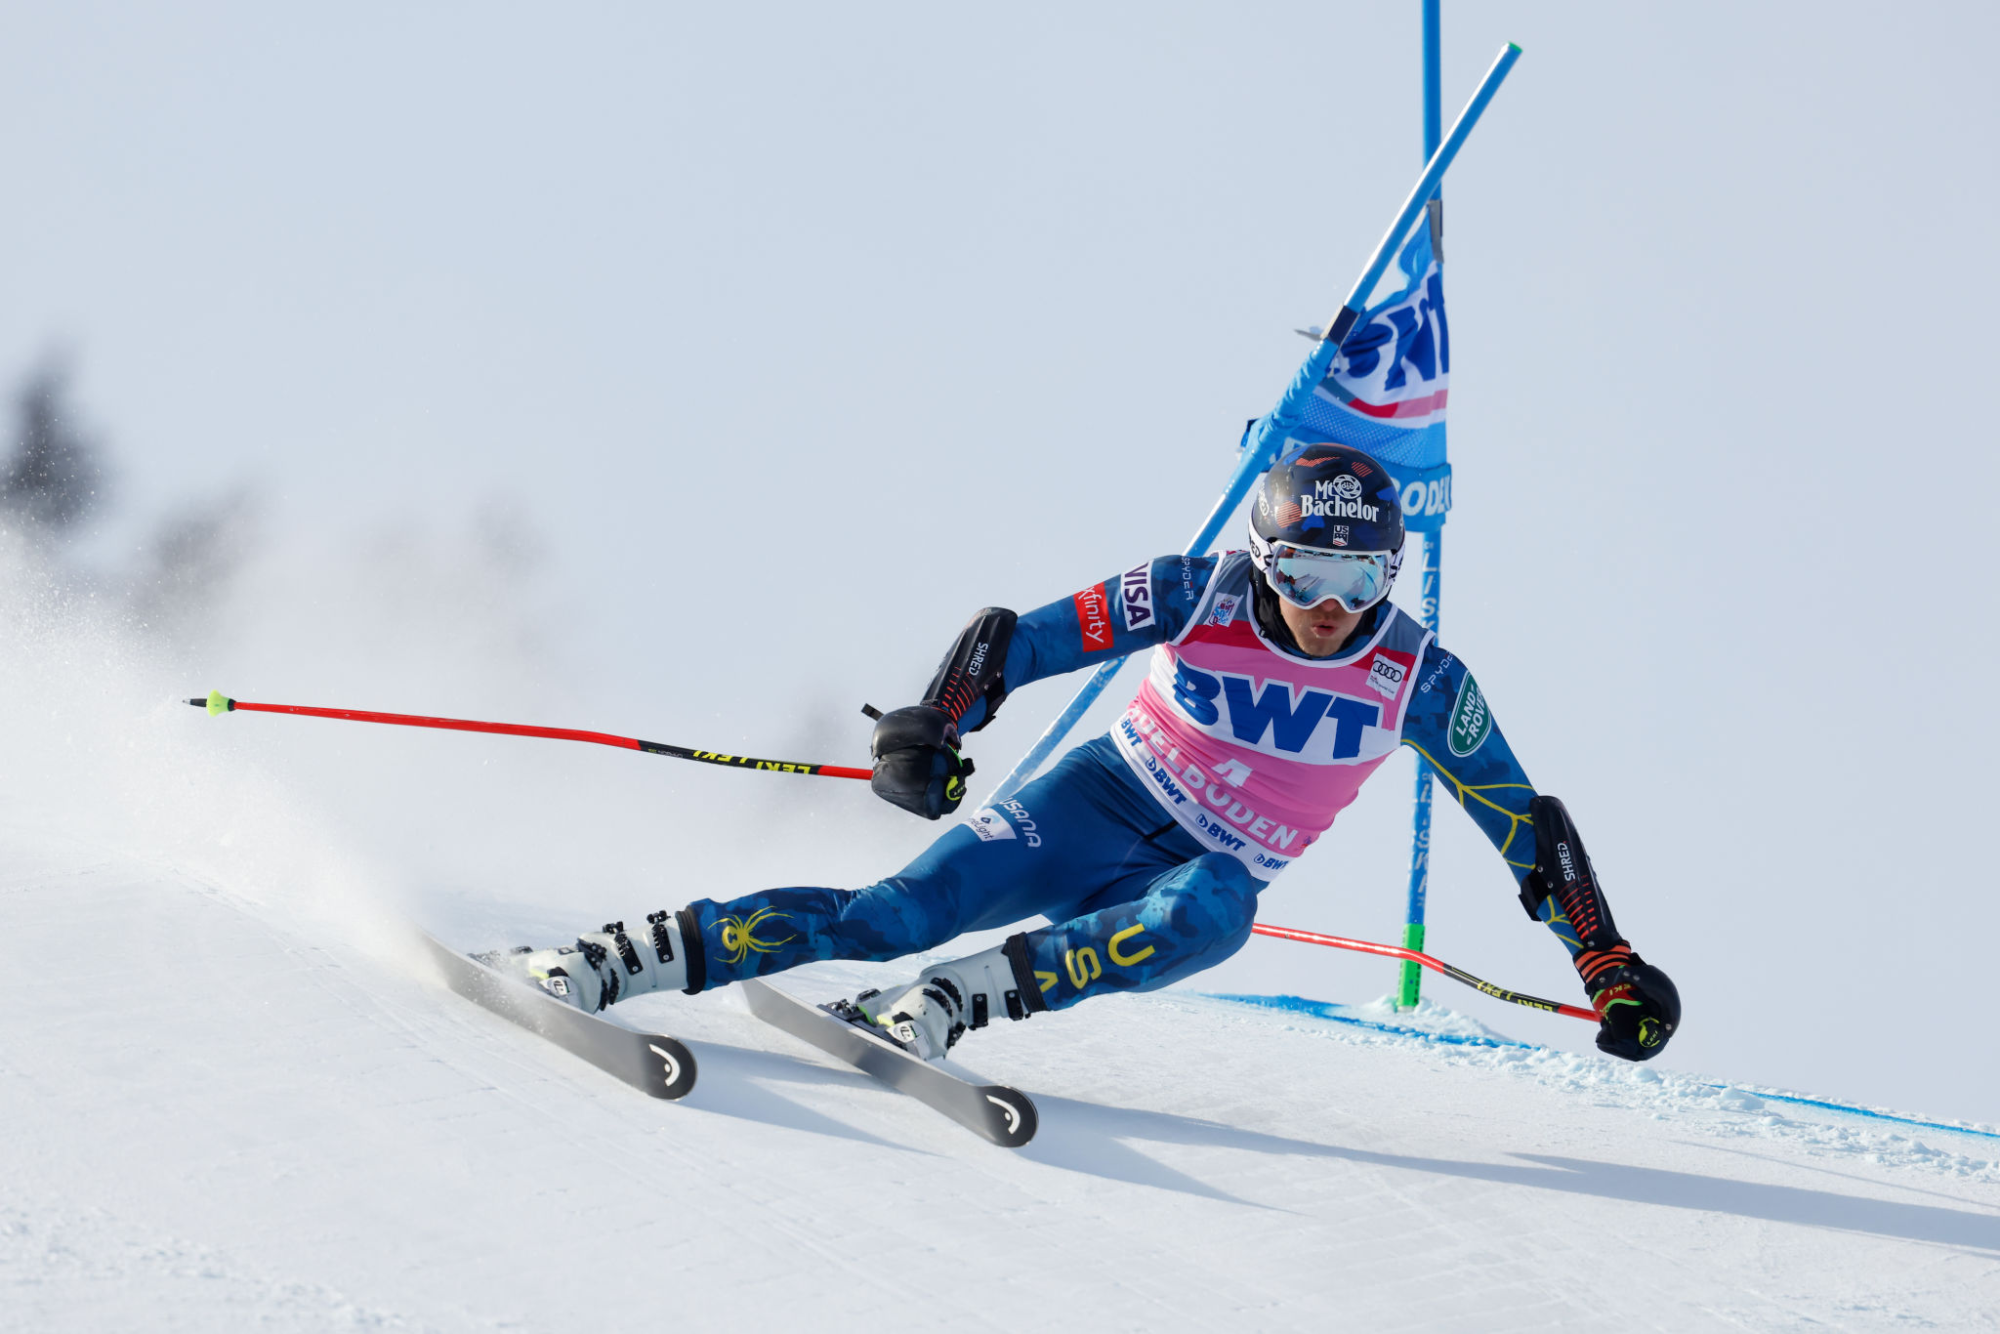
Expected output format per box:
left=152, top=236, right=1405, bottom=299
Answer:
left=740, top=979, right=1037, bottom=1148
left=422, top=934, right=697, bottom=1100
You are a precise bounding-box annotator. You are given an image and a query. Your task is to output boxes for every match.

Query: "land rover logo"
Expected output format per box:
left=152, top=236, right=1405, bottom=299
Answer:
left=1330, top=474, right=1363, bottom=502
left=1447, top=673, right=1492, bottom=757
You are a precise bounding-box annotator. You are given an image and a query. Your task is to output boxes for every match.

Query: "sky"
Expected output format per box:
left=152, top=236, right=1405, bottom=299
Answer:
left=1, top=1, right=1996, bottom=1123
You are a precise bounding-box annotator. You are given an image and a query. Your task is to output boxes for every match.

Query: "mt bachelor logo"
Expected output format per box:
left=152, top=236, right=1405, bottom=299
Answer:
left=1300, top=476, right=1379, bottom=521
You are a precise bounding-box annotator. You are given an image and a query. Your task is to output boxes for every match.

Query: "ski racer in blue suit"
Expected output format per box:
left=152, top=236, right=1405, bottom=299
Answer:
left=498, top=444, right=1679, bottom=1065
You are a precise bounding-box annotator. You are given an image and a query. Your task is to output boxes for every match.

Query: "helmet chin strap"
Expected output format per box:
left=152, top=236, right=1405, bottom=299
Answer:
left=1249, top=572, right=1302, bottom=653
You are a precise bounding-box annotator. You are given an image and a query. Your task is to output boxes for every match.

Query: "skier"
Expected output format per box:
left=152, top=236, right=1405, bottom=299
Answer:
left=496, top=443, right=1680, bottom=1063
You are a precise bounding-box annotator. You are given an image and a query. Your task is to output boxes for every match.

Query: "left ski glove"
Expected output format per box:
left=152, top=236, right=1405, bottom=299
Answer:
left=1586, top=955, right=1680, bottom=1061
left=870, top=705, right=973, bottom=820
left=1518, top=794, right=1681, bottom=1062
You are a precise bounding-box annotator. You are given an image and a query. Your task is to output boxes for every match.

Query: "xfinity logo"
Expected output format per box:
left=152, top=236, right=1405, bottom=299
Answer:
left=1072, top=583, right=1112, bottom=651
left=1121, top=564, right=1154, bottom=632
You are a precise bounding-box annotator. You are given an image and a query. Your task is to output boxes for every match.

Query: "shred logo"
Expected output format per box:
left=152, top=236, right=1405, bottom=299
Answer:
left=1366, top=653, right=1407, bottom=701
left=1447, top=673, right=1492, bottom=757
left=713, top=908, right=796, bottom=966
left=1073, top=582, right=1112, bottom=651
left=1121, top=564, right=1154, bottom=633
left=1169, top=662, right=1382, bottom=760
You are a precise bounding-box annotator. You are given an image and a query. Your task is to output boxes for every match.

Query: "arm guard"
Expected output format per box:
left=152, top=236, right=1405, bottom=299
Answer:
left=921, top=607, right=1017, bottom=733
left=1516, top=794, right=1632, bottom=986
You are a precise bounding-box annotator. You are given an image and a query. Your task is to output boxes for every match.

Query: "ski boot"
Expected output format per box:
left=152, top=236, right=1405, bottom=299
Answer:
left=485, top=912, right=688, bottom=1013
left=847, top=942, right=1032, bottom=1060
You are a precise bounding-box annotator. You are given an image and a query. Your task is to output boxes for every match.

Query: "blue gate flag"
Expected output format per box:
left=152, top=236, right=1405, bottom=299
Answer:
left=1283, top=223, right=1452, bottom=533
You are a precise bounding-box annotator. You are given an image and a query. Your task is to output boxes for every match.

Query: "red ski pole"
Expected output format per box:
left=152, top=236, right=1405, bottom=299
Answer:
left=1251, top=922, right=1598, bottom=1022
left=185, top=689, right=873, bottom=781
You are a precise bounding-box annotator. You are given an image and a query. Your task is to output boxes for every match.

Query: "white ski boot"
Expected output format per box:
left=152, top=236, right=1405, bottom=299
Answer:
left=487, top=912, right=689, bottom=1013
left=851, top=942, right=1028, bottom=1060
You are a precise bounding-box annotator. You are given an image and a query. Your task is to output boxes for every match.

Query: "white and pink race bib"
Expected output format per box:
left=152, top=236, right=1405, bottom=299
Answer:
left=1111, top=552, right=1432, bottom=879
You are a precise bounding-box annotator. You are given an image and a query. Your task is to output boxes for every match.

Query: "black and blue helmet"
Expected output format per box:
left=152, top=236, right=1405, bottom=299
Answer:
left=1248, top=443, right=1406, bottom=612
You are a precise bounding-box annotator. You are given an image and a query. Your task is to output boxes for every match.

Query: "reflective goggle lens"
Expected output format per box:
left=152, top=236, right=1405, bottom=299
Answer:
left=1265, top=547, right=1390, bottom=611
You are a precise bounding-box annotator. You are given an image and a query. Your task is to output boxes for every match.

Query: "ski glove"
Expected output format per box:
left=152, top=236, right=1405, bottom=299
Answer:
left=869, top=705, right=973, bottom=820
left=1584, top=953, right=1680, bottom=1062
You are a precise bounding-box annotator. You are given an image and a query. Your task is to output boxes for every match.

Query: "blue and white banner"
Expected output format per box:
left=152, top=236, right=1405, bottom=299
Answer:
left=1285, top=222, right=1453, bottom=533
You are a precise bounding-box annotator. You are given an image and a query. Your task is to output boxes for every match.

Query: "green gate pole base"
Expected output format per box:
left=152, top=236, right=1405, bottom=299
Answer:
left=1395, top=922, right=1427, bottom=1010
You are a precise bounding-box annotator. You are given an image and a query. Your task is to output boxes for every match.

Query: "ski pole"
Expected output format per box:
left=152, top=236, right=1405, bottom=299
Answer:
left=184, top=689, right=873, bottom=781
left=1250, top=921, right=1596, bottom=1022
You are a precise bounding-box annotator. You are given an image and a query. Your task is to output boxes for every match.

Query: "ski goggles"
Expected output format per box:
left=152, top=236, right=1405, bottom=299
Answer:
left=1254, top=541, right=1395, bottom=612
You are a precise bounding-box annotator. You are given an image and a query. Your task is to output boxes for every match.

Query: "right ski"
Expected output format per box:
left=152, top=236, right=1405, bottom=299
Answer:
left=422, top=934, right=697, bottom=1100
left=740, top=978, right=1037, bottom=1148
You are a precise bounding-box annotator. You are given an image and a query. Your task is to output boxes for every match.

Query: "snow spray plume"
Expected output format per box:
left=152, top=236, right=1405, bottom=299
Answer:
left=187, top=689, right=873, bottom=781
left=1251, top=922, right=1597, bottom=1022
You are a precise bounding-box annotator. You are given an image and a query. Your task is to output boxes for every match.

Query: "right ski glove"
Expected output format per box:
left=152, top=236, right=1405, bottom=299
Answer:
left=869, top=705, right=973, bottom=820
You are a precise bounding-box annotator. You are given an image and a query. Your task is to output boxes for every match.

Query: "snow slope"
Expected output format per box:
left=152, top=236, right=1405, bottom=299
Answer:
left=5, top=817, right=1996, bottom=1332
left=2, top=534, right=1996, bottom=1330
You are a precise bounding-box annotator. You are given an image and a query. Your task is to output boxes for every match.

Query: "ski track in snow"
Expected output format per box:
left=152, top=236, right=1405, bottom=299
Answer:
left=4, top=828, right=1998, bottom=1331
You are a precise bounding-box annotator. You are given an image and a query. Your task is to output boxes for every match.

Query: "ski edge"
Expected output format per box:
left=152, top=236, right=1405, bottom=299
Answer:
left=740, top=978, right=1037, bottom=1148
left=420, top=933, right=697, bottom=1101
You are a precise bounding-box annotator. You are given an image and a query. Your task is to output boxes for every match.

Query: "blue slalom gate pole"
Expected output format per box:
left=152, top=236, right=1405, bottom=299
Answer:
left=1399, top=0, right=1449, bottom=1010
left=991, top=40, right=1521, bottom=805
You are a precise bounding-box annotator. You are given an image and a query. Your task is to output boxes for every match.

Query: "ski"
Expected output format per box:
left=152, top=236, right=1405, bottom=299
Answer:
left=421, top=934, right=697, bottom=1100
left=740, top=979, right=1037, bottom=1148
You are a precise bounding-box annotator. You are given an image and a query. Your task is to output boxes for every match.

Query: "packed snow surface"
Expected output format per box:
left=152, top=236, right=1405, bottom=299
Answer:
left=4, top=820, right=1996, bottom=1332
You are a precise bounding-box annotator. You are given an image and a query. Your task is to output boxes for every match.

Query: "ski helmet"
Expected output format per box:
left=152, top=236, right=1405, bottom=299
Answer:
left=1247, top=442, right=1406, bottom=612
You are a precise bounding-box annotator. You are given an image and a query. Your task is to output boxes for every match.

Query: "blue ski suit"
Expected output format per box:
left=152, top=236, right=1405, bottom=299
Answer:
left=677, top=554, right=1584, bottom=1012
